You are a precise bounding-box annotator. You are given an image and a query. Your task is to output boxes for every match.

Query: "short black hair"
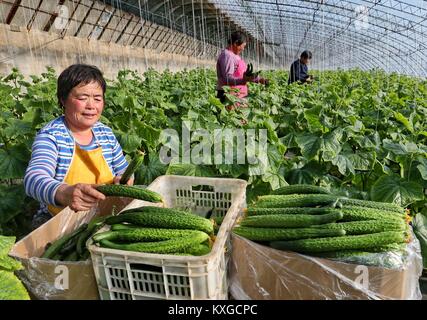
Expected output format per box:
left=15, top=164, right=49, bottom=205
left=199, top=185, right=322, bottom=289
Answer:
left=228, top=31, right=247, bottom=46
left=301, top=50, right=312, bottom=59
left=57, top=64, right=106, bottom=107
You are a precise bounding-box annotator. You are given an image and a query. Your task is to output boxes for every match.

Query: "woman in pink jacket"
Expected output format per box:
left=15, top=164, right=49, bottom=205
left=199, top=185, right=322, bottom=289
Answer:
left=216, top=31, right=268, bottom=108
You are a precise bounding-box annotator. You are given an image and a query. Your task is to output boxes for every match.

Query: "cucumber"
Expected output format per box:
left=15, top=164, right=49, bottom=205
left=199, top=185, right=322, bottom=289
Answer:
left=92, top=228, right=203, bottom=243
left=240, top=212, right=343, bottom=228
left=120, top=151, right=145, bottom=185
left=340, top=206, right=406, bottom=222
left=180, top=244, right=211, bottom=256
left=312, top=219, right=407, bottom=235
left=98, top=231, right=209, bottom=254
left=246, top=207, right=340, bottom=216
left=58, top=236, right=80, bottom=255
left=313, top=250, right=371, bottom=259
left=106, top=211, right=214, bottom=235
left=255, top=194, right=338, bottom=208
left=369, top=243, right=407, bottom=252
left=271, top=184, right=330, bottom=195
left=233, top=226, right=345, bottom=241
left=96, top=185, right=163, bottom=203
left=316, top=243, right=407, bottom=258
left=76, top=216, right=107, bottom=256
left=269, top=231, right=407, bottom=253
left=119, top=206, right=191, bottom=216
left=41, top=223, right=88, bottom=259
left=110, top=224, right=140, bottom=231
left=51, top=253, right=63, bottom=261
left=340, top=198, right=404, bottom=213
left=79, top=249, right=91, bottom=261
left=213, top=215, right=225, bottom=225
left=61, top=251, right=79, bottom=262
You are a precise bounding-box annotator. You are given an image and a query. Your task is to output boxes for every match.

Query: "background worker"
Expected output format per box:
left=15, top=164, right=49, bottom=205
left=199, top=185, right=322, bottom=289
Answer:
left=288, top=50, right=314, bottom=84
left=216, top=31, right=268, bottom=104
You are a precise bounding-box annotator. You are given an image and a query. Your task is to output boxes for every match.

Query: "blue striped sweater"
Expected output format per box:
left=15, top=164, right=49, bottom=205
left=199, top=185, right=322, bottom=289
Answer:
left=24, top=116, right=128, bottom=212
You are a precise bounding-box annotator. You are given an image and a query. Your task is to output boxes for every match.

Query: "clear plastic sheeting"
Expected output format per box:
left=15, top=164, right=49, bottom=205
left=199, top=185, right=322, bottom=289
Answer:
left=1, top=0, right=426, bottom=76
left=8, top=198, right=132, bottom=300
left=208, top=0, right=427, bottom=76
left=322, top=230, right=422, bottom=271
left=229, top=234, right=423, bottom=300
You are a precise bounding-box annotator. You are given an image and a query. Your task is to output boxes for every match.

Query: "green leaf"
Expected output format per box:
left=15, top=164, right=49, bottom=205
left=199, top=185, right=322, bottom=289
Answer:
left=394, top=111, right=414, bottom=133
left=0, top=185, right=27, bottom=224
left=123, top=96, right=137, bottom=111
left=332, top=154, right=355, bottom=176
left=295, top=134, right=322, bottom=160
left=160, top=101, right=178, bottom=112
left=0, top=255, right=22, bottom=272
left=286, top=161, right=324, bottom=185
left=135, top=154, right=167, bottom=185
left=261, top=168, right=288, bottom=190
left=246, top=181, right=271, bottom=205
left=217, top=163, right=247, bottom=178
left=0, top=270, right=30, bottom=300
left=349, top=119, right=364, bottom=132
left=370, top=175, right=424, bottom=207
left=135, top=122, right=161, bottom=152
left=117, top=133, right=142, bottom=154
left=0, top=236, right=15, bottom=257
left=383, top=139, right=419, bottom=156
left=347, top=152, right=373, bottom=171
left=22, top=108, right=44, bottom=128
left=416, top=157, right=427, bottom=181
left=382, top=140, right=407, bottom=155
left=0, top=146, right=29, bottom=179
left=303, top=105, right=323, bottom=132
left=166, top=163, right=215, bottom=177
left=287, top=168, right=315, bottom=185
left=321, top=129, right=343, bottom=161
left=3, top=119, right=33, bottom=138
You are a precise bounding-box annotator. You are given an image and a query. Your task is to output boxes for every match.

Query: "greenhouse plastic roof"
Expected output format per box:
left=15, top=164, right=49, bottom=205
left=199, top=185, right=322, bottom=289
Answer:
left=218, top=0, right=427, bottom=75
left=107, top=0, right=427, bottom=76
left=1, top=0, right=426, bottom=76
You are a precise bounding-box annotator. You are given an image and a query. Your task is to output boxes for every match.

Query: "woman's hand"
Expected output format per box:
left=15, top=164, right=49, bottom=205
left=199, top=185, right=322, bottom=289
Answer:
left=55, top=183, right=106, bottom=212
left=113, top=176, right=135, bottom=186
left=243, top=74, right=256, bottom=83
left=258, top=78, right=269, bottom=85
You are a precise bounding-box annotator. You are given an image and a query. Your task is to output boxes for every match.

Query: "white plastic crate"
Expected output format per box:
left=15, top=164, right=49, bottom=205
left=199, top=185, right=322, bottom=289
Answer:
left=88, top=175, right=247, bottom=300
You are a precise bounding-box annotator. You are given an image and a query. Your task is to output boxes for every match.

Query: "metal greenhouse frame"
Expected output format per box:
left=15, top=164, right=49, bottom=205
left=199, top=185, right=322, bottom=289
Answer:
left=0, top=0, right=426, bottom=75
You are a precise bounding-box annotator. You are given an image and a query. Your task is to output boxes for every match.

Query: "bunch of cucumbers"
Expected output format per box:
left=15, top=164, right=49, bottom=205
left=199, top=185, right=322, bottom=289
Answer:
left=234, top=184, right=411, bottom=259
left=92, top=206, right=215, bottom=256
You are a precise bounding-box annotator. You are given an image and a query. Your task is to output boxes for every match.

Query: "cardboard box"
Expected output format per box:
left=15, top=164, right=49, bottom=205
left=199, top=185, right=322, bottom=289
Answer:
left=9, top=197, right=132, bottom=300
left=229, top=235, right=422, bottom=300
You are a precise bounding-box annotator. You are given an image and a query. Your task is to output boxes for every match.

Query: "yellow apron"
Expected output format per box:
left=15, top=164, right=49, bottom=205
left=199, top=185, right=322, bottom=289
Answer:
left=48, top=143, right=114, bottom=215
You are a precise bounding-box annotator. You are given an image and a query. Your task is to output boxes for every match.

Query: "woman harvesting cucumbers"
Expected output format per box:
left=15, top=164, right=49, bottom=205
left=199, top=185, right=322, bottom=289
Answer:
left=216, top=31, right=268, bottom=107
left=24, top=64, right=133, bottom=229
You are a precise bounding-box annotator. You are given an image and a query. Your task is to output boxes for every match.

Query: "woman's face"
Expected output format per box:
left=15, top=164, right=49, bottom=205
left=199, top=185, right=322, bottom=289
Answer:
left=63, top=81, right=104, bottom=131
left=231, top=42, right=246, bottom=55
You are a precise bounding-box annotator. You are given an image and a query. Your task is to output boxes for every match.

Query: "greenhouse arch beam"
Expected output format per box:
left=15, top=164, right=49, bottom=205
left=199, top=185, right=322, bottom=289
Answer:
left=212, top=1, right=426, bottom=52
left=238, top=0, right=427, bottom=28
left=201, top=11, right=422, bottom=76
left=204, top=7, right=425, bottom=76
left=200, top=23, right=385, bottom=72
